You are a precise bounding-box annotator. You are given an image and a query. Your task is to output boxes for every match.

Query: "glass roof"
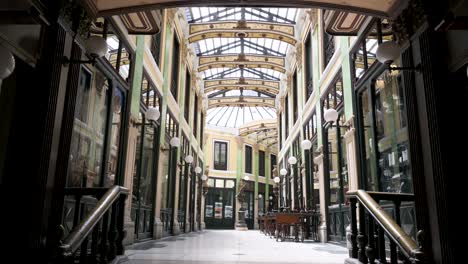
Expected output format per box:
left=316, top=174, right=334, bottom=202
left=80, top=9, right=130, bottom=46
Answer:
left=207, top=106, right=276, bottom=128
left=187, top=7, right=298, bottom=129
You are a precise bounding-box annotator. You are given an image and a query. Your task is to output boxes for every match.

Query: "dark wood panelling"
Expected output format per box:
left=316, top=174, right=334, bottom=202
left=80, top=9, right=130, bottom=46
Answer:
left=410, top=25, right=456, bottom=263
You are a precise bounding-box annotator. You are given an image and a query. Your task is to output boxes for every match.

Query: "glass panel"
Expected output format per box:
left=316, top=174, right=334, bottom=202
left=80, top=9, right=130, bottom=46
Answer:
left=225, top=180, right=235, bottom=188
left=104, top=86, right=124, bottom=187
left=132, top=112, right=143, bottom=222
left=365, top=24, right=378, bottom=69
left=119, top=45, right=131, bottom=81
left=374, top=67, right=412, bottom=193
left=141, top=123, right=155, bottom=205
left=160, top=152, right=169, bottom=209
left=328, top=126, right=339, bottom=205
left=67, top=70, right=109, bottom=187
left=215, top=179, right=224, bottom=188
left=339, top=114, right=349, bottom=204
left=258, top=194, right=264, bottom=215
left=224, top=190, right=234, bottom=218
left=360, top=88, right=379, bottom=191
left=105, top=30, right=120, bottom=70
left=208, top=178, right=215, bottom=187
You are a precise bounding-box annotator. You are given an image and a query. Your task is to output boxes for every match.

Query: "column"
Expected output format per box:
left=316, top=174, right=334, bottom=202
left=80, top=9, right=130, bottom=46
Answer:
left=265, top=152, right=270, bottom=211
left=235, top=136, right=244, bottom=227
left=124, top=35, right=145, bottom=244
left=154, top=145, right=169, bottom=239
left=253, top=144, right=259, bottom=229
left=343, top=123, right=358, bottom=254
left=314, top=148, right=327, bottom=243
left=122, top=122, right=137, bottom=244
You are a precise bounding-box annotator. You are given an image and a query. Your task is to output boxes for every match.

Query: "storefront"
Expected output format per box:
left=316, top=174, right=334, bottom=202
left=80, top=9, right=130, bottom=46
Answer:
left=204, top=177, right=236, bottom=229
left=130, top=73, right=162, bottom=240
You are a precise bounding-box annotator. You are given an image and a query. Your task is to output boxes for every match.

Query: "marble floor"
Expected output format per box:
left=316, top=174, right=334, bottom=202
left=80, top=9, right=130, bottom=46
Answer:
left=125, top=230, right=348, bottom=264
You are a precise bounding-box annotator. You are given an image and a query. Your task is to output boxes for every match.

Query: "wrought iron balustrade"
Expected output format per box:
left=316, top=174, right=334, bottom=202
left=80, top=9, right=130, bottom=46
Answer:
left=57, top=186, right=129, bottom=263
left=160, top=208, right=172, bottom=233
left=346, top=190, right=426, bottom=264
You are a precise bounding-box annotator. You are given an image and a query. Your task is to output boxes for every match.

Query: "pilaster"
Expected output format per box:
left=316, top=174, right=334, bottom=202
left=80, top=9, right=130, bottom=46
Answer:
left=314, top=148, right=327, bottom=243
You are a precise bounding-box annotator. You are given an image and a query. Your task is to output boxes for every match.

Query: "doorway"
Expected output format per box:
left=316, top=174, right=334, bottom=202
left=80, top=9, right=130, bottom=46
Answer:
left=205, top=178, right=235, bottom=229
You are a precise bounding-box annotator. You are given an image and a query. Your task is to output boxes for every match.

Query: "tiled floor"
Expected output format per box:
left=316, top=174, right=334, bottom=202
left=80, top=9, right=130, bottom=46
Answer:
left=125, top=230, right=348, bottom=264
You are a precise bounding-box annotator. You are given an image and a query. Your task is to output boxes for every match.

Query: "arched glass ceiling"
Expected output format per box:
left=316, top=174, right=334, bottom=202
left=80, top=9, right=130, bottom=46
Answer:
left=188, top=7, right=298, bottom=129
left=207, top=106, right=276, bottom=128
left=187, top=8, right=298, bottom=24
left=209, top=90, right=273, bottom=98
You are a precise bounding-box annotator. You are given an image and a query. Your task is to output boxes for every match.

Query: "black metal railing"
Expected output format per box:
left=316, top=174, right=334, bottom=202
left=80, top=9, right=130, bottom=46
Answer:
left=160, top=208, right=172, bottom=233
left=57, top=186, right=129, bottom=263
left=178, top=209, right=185, bottom=232
left=347, top=190, right=426, bottom=264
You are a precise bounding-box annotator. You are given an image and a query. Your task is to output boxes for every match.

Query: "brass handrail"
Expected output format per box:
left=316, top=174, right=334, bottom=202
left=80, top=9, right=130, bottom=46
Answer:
left=347, top=190, right=421, bottom=260
left=59, top=185, right=129, bottom=256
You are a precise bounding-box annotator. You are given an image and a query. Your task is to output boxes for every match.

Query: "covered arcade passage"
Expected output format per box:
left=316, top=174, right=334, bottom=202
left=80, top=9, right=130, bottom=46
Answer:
left=0, top=1, right=464, bottom=264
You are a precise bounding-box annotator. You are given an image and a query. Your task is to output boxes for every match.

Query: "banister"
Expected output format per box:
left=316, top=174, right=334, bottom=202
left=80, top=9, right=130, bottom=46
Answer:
left=59, top=185, right=129, bottom=256
left=347, top=190, right=422, bottom=260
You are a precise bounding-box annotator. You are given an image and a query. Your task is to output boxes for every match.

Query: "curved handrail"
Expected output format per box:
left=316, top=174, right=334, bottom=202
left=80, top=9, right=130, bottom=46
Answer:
left=59, top=185, right=129, bottom=256
left=347, top=190, right=422, bottom=260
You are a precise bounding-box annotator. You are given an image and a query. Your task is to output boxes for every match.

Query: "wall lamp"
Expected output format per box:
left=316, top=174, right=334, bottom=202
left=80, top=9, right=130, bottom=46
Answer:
left=376, top=41, right=421, bottom=73
left=0, top=44, right=15, bottom=80
left=323, top=108, right=351, bottom=129
left=63, top=36, right=108, bottom=66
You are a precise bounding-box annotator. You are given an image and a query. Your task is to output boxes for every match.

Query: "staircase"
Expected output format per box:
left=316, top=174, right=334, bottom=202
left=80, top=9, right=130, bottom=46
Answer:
left=345, top=190, right=426, bottom=264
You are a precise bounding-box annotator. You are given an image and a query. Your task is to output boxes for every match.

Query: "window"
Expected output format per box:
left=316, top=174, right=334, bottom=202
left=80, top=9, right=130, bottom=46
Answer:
left=165, top=111, right=178, bottom=138
left=170, top=34, right=180, bottom=101
left=199, top=113, right=204, bottom=146
left=184, top=70, right=191, bottom=121
left=75, top=67, right=91, bottom=122
left=214, top=141, right=228, bottom=170
left=259, top=150, right=265, bottom=177
left=305, top=31, right=313, bottom=98
left=285, top=95, right=289, bottom=139
left=141, top=73, right=161, bottom=109
left=151, top=32, right=161, bottom=66
left=90, top=18, right=133, bottom=83
left=351, top=19, right=394, bottom=82
left=193, top=95, right=198, bottom=138
left=322, top=11, right=335, bottom=69
left=245, top=145, right=252, bottom=174
left=292, top=71, right=298, bottom=123
left=279, top=114, right=283, bottom=149
left=270, top=154, right=277, bottom=179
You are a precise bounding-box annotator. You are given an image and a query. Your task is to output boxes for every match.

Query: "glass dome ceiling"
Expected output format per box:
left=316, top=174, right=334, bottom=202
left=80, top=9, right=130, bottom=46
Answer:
left=187, top=7, right=299, bottom=128
left=207, top=106, right=276, bottom=128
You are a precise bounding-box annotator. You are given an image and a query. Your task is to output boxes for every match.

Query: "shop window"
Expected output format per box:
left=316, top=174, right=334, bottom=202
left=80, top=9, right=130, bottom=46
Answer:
left=67, top=67, right=126, bottom=188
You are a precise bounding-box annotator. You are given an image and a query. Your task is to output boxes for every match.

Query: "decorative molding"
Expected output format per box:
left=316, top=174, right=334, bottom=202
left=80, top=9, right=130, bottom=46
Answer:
left=295, top=42, right=303, bottom=70
left=392, top=0, right=427, bottom=44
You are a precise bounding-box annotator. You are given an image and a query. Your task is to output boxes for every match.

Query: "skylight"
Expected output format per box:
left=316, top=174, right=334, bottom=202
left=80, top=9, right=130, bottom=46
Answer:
left=207, top=106, right=277, bottom=128
left=187, top=7, right=298, bottom=129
